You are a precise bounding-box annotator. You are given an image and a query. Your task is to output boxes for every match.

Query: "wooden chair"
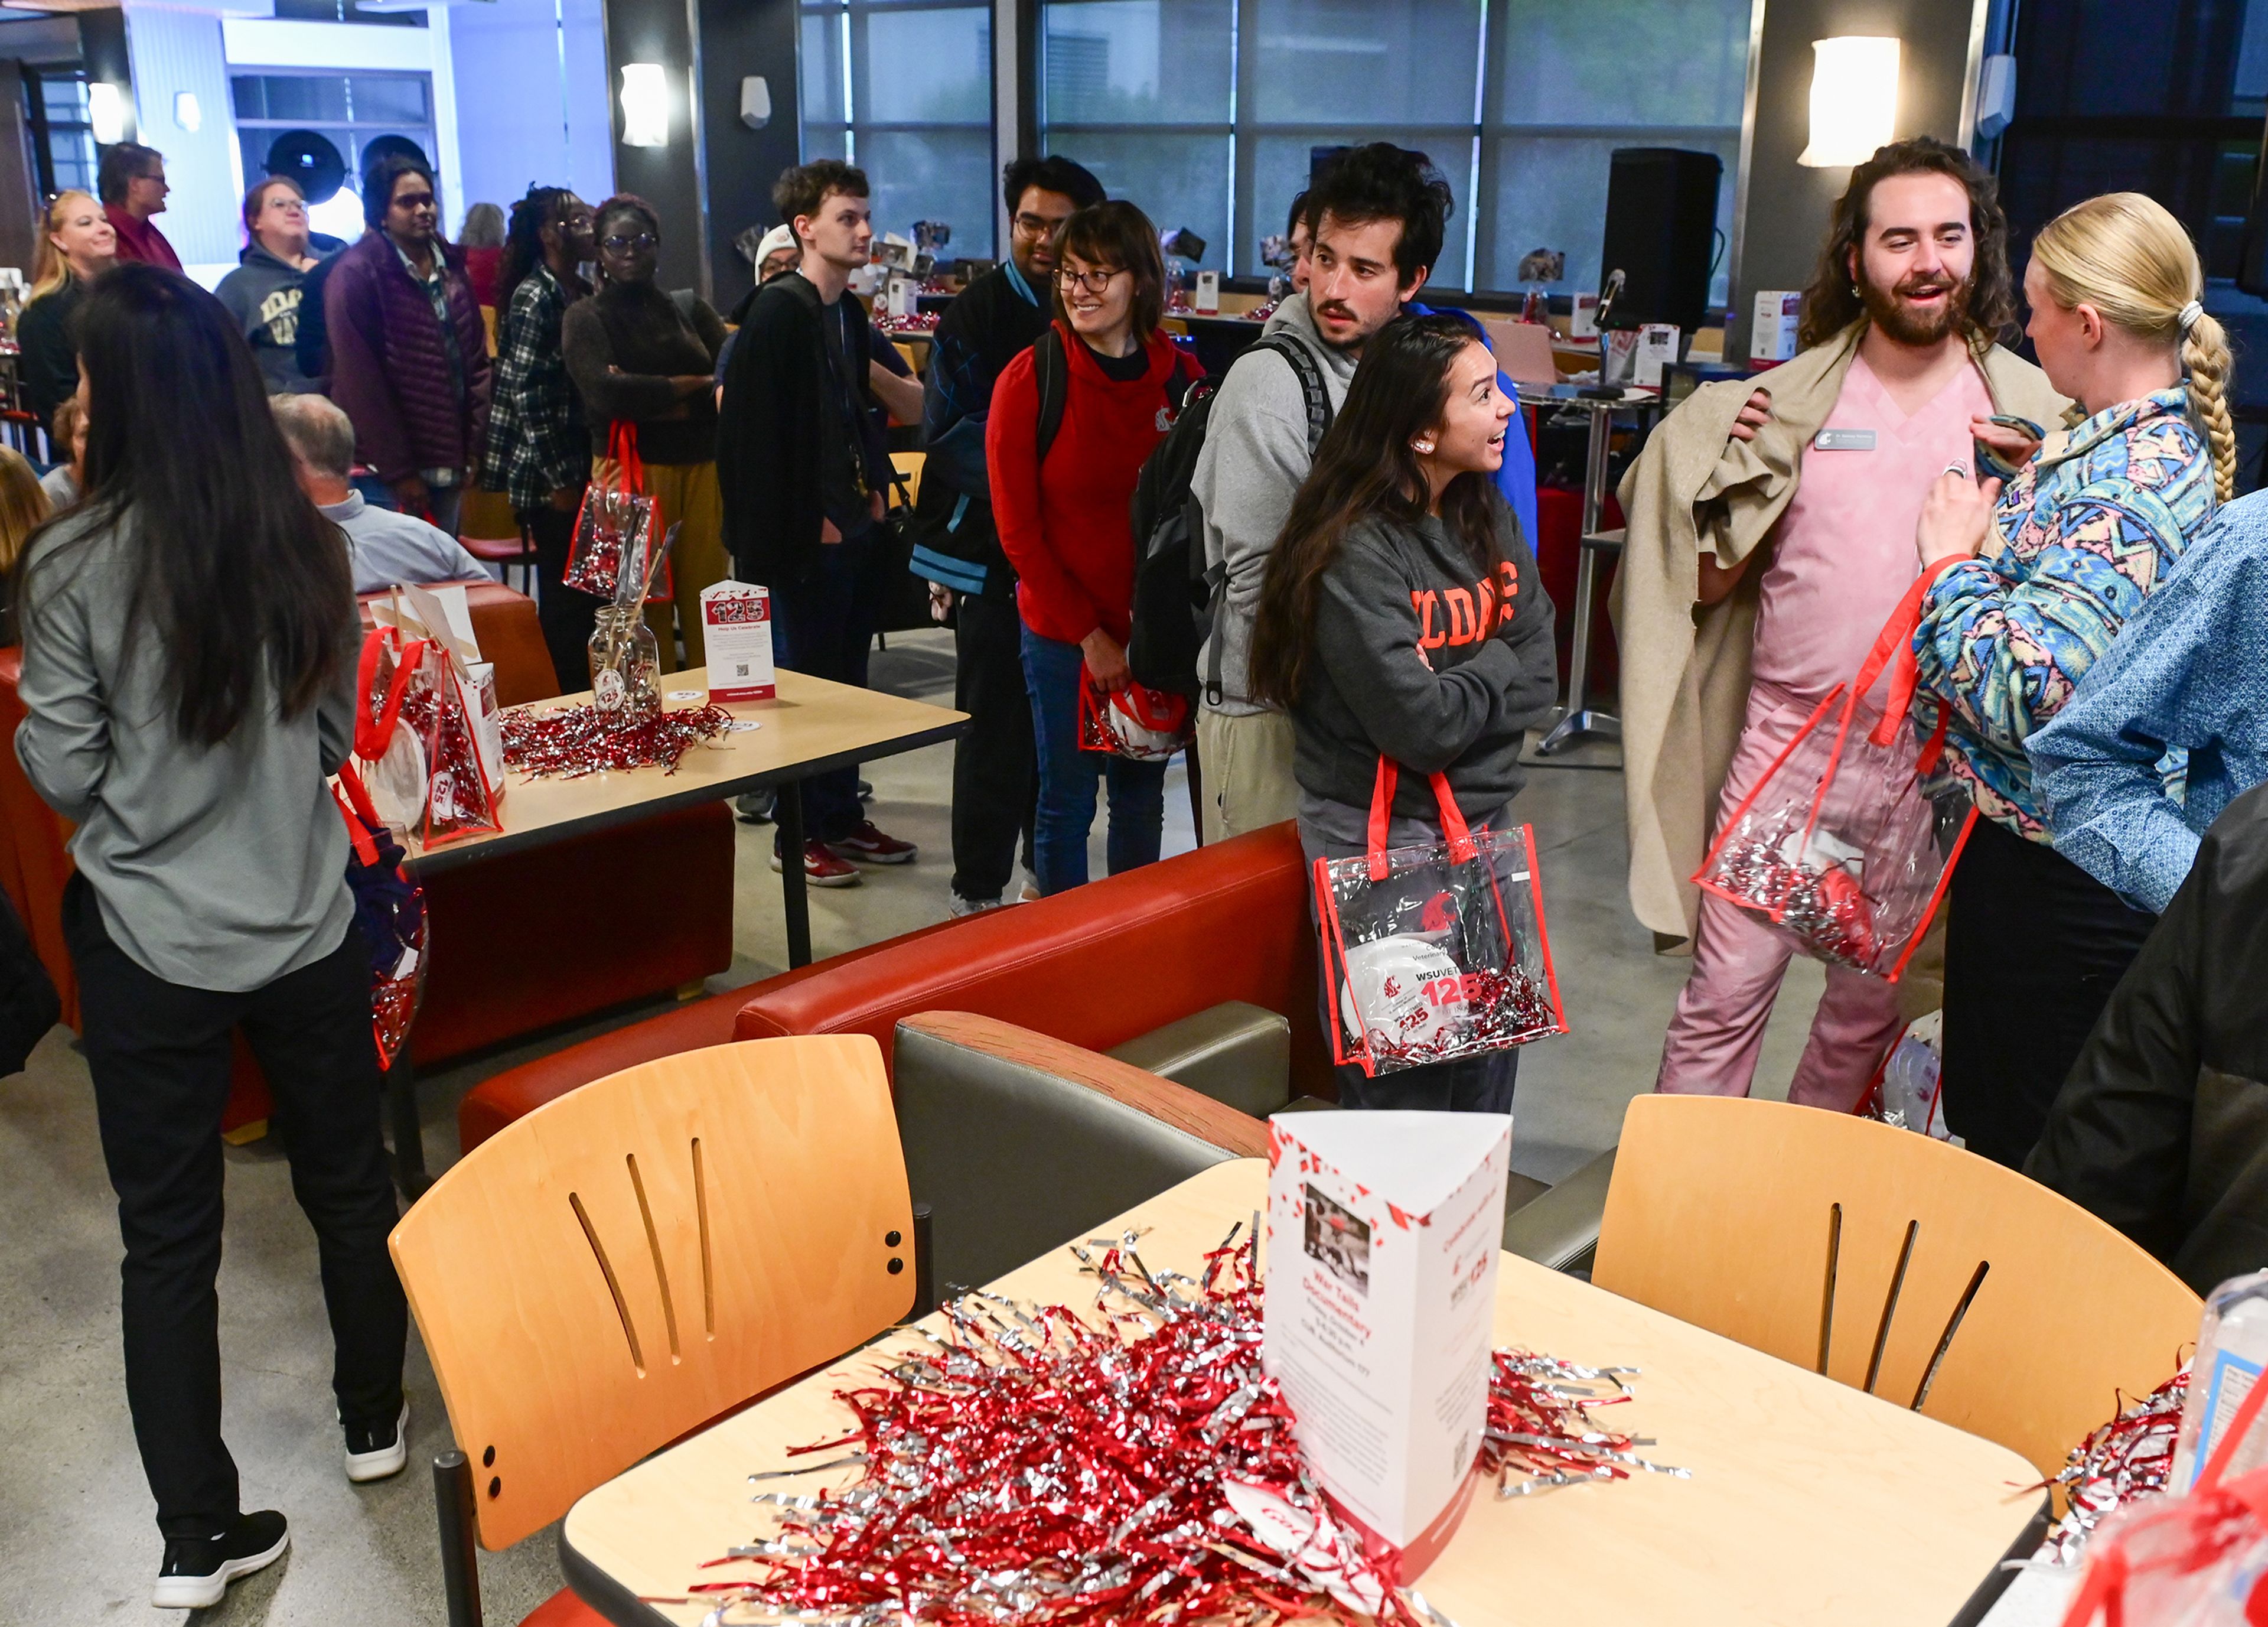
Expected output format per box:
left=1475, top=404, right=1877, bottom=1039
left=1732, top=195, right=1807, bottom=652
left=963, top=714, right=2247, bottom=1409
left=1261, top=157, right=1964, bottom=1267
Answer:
left=1592, top=1094, right=2200, bottom=1480
left=388, top=1035, right=915, bottom=1623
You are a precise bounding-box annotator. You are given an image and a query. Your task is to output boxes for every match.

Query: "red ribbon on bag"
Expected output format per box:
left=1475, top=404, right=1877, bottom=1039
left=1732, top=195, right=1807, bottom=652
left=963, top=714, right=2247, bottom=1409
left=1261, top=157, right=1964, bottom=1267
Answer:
left=354, top=629, right=429, bottom=764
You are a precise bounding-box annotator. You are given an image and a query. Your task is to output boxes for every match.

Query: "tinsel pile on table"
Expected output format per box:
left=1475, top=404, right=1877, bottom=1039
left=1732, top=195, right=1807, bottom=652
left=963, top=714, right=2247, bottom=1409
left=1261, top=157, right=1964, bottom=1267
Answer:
left=685, top=1226, right=1684, bottom=1627
left=500, top=702, right=735, bottom=780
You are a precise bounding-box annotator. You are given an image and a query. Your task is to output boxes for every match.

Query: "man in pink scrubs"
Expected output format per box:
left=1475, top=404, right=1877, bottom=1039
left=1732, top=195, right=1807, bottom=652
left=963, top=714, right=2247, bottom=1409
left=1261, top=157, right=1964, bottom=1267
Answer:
left=1656, top=155, right=2045, bottom=1107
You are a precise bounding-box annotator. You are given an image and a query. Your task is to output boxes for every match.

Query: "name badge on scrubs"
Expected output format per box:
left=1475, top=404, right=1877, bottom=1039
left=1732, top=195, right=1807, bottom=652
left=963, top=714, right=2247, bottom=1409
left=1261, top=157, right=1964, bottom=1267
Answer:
left=1813, top=428, right=1876, bottom=451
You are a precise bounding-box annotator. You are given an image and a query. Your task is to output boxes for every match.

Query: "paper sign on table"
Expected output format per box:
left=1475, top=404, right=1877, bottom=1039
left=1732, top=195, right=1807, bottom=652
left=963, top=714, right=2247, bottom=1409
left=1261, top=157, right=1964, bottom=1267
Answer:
left=1263, top=1109, right=1511, bottom=1577
left=382, top=582, right=482, bottom=671
left=702, top=579, right=775, bottom=702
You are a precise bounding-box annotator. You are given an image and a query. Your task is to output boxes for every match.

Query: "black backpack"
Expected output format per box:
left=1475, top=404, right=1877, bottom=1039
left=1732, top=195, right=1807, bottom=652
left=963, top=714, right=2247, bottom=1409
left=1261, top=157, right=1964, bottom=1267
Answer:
left=1117, top=334, right=1332, bottom=699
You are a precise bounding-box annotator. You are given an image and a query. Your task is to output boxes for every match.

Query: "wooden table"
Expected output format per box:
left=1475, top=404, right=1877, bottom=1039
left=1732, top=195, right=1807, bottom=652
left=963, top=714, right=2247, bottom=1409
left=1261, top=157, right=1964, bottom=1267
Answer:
left=559, top=1160, right=2045, bottom=1627
left=384, top=667, right=963, bottom=1192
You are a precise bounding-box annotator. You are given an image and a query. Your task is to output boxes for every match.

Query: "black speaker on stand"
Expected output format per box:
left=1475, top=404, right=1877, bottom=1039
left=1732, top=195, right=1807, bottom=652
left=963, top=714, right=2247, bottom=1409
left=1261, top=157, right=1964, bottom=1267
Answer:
left=1598, top=148, right=1723, bottom=335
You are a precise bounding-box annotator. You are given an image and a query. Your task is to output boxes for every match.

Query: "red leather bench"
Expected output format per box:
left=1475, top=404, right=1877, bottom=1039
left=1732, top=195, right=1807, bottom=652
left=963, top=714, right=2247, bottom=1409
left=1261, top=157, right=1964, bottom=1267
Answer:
left=460, top=821, right=1333, bottom=1151
left=0, top=583, right=734, bottom=1134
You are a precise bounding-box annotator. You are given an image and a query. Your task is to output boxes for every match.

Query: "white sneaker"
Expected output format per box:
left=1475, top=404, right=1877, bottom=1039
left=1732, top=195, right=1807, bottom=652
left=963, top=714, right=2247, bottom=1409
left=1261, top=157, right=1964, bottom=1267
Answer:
left=949, top=893, right=1002, bottom=918
left=1017, top=870, right=1042, bottom=903
left=344, top=1398, right=410, bottom=1483
left=152, top=1511, right=289, bottom=1609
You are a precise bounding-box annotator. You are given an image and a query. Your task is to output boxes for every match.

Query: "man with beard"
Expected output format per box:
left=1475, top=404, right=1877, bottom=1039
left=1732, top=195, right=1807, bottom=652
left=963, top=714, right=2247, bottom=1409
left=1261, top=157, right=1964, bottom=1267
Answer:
left=1617, top=136, right=2070, bottom=1106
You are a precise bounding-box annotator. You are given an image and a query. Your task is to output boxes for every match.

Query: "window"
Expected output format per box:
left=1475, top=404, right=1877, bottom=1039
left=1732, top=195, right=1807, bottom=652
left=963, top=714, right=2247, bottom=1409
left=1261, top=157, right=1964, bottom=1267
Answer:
left=231, top=71, right=438, bottom=237
left=24, top=71, right=97, bottom=200
left=269, top=0, right=426, bottom=28
left=1037, top=0, right=1751, bottom=297
left=799, top=0, right=996, bottom=258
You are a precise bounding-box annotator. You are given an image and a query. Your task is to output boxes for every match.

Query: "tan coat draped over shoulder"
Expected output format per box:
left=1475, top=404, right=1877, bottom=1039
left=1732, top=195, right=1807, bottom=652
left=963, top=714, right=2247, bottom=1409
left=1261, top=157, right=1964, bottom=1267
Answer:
left=1609, top=321, right=2070, bottom=948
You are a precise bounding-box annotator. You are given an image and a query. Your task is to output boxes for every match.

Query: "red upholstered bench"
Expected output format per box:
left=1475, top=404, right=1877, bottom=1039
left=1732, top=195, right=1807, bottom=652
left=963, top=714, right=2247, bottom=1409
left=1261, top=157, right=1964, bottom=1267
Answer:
left=459, top=821, right=1331, bottom=1152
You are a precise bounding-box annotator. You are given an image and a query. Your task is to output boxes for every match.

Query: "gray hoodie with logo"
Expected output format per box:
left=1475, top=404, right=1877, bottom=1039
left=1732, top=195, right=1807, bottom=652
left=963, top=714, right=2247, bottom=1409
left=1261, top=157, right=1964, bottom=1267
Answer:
left=1191, top=291, right=1359, bottom=716
left=216, top=242, right=328, bottom=394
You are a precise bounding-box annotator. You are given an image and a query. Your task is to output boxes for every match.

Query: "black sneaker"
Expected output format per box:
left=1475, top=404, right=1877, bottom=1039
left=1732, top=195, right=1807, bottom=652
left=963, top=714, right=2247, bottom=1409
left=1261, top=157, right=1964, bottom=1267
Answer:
left=153, top=1510, right=289, bottom=1609
left=345, top=1398, right=410, bottom=1483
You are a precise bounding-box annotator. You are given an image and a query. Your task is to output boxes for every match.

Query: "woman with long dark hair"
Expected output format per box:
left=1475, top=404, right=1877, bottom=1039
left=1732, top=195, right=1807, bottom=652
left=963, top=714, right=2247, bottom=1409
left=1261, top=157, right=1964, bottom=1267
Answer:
left=561, top=194, right=728, bottom=668
left=1249, top=313, right=1557, bottom=1110
left=479, top=184, right=597, bottom=689
left=12, top=264, right=408, bottom=1609
left=987, top=199, right=1199, bottom=895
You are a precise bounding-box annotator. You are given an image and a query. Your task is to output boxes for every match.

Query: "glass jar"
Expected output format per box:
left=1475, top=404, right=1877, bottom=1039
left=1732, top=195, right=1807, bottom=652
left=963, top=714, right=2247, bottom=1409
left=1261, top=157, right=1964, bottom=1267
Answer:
left=586, top=607, right=660, bottom=723
left=2170, top=1269, right=2268, bottom=1490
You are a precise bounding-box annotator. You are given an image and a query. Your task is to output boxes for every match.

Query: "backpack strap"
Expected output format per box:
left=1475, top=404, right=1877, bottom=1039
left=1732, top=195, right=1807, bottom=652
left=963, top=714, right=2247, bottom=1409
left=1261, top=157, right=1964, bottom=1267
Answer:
left=1033, top=324, right=1068, bottom=466
left=1250, top=334, right=1333, bottom=453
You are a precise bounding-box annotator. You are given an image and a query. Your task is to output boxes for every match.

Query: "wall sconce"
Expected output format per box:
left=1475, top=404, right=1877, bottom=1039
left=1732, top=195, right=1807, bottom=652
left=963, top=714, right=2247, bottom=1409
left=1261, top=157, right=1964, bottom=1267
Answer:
left=173, top=92, right=201, bottom=134
left=88, top=82, right=128, bottom=145
left=619, top=63, right=669, bottom=148
left=1797, top=37, right=1900, bottom=168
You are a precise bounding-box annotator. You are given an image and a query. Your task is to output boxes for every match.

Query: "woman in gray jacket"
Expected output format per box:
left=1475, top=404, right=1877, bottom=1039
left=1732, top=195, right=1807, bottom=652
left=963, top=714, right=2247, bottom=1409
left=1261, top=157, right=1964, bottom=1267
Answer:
left=214, top=175, right=335, bottom=393
left=12, top=264, right=407, bottom=1610
left=1249, top=314, right=1558, bottom=1112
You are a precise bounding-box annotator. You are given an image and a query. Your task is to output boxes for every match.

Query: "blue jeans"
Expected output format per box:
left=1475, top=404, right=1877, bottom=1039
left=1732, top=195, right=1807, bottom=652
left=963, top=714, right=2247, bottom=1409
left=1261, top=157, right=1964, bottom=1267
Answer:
left=770, top=529, right=882, bottom=846
left=1021, top=626, right=1166, bottom=895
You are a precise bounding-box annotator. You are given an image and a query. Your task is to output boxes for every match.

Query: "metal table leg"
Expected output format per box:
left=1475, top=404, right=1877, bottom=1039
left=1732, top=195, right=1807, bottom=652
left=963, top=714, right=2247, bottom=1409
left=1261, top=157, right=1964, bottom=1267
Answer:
left=1538, top=396, right=1627, bottom=756
left=777, top=779, right=812, bottom=969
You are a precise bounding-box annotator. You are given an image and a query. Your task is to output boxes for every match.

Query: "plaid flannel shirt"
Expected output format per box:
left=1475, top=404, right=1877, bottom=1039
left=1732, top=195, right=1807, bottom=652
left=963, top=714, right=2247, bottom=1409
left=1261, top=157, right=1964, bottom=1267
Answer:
left=480, top=263, right=588, bottom=512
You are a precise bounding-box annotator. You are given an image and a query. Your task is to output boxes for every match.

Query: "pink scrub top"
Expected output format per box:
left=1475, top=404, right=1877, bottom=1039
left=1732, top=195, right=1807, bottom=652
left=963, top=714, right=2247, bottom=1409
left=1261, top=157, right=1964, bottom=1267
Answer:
left=1750, top=351, right=1996, bottom=702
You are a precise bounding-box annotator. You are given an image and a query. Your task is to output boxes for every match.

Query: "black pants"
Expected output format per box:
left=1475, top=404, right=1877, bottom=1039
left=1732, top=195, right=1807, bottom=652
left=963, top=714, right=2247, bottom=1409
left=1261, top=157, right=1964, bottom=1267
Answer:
left=1941, top=813, right=2157, bottom=1169
left=524, top=499, right=608, bottom=698
left=766, top=530, right=884, bottom=846
left=950, top=590, right=1037, bottom=902
left=63, top=874, right=408, bottom=1537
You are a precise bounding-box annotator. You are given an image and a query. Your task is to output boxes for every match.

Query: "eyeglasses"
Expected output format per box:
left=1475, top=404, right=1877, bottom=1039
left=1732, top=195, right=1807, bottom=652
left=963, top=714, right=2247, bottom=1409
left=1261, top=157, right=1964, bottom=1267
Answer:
left=1055, top=266, right=1126, bottom=294
left=1014, top=212, right=1068, bottom=239
left=602, top=232, right=658, bottom=253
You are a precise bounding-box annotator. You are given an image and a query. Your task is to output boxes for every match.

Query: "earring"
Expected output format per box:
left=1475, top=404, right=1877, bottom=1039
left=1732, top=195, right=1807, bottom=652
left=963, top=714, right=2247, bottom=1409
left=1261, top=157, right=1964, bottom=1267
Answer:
left=1412, top=438, right=1435, bottom=454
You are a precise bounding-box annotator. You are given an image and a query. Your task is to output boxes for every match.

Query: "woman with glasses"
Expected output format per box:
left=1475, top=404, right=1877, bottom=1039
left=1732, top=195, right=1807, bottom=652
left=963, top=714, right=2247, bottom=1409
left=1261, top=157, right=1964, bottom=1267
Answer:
left=986, top=199, right=1201, bottom=895
left=561, top=193, right=729, bottom=668
left=216, top=176, right=338, bottom=395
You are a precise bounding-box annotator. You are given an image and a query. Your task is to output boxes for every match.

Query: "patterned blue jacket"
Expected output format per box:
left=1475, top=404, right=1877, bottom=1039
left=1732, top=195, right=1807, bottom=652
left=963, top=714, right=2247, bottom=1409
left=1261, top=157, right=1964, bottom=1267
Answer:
left=1912, top=386, right=2215, bottom=839
left=2031, top=490, right=2268, bottom=915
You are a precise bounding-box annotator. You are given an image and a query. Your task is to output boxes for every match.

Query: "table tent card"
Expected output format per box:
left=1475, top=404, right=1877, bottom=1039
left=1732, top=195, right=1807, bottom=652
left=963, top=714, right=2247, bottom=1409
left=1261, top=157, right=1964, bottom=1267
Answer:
left=702, top=579, right=776, bottom=702
left=1263, top=1109, right=1512, bottom=1579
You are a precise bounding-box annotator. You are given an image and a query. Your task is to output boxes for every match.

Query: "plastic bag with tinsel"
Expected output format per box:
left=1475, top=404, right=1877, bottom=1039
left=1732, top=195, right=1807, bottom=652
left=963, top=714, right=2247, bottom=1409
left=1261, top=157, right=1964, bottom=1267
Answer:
left=1077, top=671, right=1190, bottom=762
left=1695, top=563, right=1979, bottom=980
left=1315, top=758, right=1568, bottom=1078
left=351, top=626, right=503, bottom=851
left=564, top=421, right=671, bottom=604
left=330, top=758, right=426, bottom=1070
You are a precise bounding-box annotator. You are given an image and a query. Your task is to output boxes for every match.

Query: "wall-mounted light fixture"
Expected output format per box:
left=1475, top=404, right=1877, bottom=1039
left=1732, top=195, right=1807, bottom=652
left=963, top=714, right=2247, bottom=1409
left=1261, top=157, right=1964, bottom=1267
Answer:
left=1797, top=37, right=1900, bottom=168
left=87, top=82, right=128, bottom=145
left=173, top=91, right=200, bottom=133
left=619, top=63, right=669, bottom=148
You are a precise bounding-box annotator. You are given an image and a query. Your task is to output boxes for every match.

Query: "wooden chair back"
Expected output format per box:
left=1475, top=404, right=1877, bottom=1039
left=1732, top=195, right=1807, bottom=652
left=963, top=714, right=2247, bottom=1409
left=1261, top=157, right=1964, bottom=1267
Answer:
left=389, top=1036, right=914, bottom=1550
left=1593, top=1095, right=2199, bottom=1479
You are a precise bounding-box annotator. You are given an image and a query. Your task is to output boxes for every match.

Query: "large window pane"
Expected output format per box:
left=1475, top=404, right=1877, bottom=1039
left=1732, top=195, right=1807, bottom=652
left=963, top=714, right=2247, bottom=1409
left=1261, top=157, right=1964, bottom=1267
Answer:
left=1250, top=130, right=1474, bottom=271
left=1045, top=131, right=1231, bottom=271
left=1040, top=0, right=1233, bottom=125
left=1494, top=0, right=1749, bottom=126
left=862, top=8, right=990, bottom=123
left=1248, top=0, right=1480, bottom=125
left=800, top=12, right=845, bottom=126
left=859, top=128, right=995, bottom=244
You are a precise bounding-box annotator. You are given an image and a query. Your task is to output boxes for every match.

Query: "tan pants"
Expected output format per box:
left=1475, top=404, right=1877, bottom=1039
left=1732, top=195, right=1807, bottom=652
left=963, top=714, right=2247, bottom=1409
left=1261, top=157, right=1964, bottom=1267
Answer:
left=1196, top=707, right=1301, bottom=844
left=592, top=455, right=728, bottom=673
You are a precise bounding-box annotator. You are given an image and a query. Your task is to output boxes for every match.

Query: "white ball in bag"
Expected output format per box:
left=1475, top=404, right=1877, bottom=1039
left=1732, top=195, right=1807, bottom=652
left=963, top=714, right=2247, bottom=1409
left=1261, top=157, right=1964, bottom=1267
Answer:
left=1338, top=933, right=1466, bottom=1053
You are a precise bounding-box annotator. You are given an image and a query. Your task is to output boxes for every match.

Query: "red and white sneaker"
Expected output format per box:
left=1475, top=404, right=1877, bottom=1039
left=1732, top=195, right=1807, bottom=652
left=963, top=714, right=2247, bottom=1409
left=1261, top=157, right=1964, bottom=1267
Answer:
left=771, top=840, right=862, bottom=887
left=825, top=821, right=919, bottom=865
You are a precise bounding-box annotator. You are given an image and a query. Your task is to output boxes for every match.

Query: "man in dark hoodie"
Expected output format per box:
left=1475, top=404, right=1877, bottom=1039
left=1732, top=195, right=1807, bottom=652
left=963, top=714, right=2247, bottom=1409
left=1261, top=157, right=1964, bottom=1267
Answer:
left=216, top=176, right=340, bottom=395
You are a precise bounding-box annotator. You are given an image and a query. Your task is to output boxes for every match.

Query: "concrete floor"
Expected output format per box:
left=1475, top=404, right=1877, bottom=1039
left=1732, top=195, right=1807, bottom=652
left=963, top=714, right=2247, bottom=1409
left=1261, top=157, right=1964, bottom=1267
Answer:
left=0, top=628, right=1825, bottom=1625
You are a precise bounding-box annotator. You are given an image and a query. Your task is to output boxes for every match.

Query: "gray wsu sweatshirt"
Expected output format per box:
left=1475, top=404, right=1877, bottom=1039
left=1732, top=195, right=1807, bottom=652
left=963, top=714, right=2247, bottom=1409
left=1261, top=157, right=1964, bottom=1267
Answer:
left=1292, top=500, right=1557, bottom=823
left=1192, top=292, right=1357, bottom=715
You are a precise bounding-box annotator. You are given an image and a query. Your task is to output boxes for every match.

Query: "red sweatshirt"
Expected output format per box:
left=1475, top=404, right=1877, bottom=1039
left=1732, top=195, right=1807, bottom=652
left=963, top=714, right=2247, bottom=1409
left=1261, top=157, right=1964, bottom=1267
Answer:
left=986, top=323, right=1186, bottom=646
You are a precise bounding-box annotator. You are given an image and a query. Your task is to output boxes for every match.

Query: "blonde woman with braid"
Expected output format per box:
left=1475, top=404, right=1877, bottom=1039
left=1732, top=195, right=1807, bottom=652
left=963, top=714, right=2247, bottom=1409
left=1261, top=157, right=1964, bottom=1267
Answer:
left=1906, top=190, right=2228, bottom=1170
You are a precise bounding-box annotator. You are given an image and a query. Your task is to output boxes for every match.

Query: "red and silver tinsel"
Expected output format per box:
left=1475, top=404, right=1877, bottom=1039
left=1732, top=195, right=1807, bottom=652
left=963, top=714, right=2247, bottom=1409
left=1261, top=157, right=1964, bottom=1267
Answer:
left=500, top=702, right=735, bottom=780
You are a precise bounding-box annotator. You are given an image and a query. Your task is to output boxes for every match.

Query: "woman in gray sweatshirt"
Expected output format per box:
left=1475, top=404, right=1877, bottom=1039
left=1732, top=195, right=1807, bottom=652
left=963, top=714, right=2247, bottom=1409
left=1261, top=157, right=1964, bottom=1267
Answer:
left=12, top=265, right=407, bottom=1610
left=1249, top=314, right=1558, bottom=1112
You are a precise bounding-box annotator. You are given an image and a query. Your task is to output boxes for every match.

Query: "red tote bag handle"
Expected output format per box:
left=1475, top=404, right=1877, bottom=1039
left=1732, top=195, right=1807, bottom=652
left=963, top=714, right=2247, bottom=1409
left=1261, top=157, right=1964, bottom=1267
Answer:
left=1863, top=555, right=1968, bottom=766
left=353, top=630, right=430, bottom=763
left=1366, top=757, right=1475, bottom=881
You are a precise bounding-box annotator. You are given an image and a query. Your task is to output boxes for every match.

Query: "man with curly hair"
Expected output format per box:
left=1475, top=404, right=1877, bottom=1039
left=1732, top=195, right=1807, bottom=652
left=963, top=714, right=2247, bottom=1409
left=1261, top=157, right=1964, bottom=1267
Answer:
left=1619, top=136, right=2070, bottom=1108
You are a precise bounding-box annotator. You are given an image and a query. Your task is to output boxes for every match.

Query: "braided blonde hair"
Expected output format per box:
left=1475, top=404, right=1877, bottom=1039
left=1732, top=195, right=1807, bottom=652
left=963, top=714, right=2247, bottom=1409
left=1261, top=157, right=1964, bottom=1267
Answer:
left=2031, top=191, right=2236, bottom=503
left=2041, top=190, right=2231, bottom=499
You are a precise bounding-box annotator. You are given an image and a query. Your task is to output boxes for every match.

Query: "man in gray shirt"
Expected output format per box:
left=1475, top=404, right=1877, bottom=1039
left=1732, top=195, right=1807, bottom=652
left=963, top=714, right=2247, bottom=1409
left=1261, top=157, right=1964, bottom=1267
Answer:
left=272, top=392, right=491, bottom=594
left=1190, top=144, right=1453, bottom=841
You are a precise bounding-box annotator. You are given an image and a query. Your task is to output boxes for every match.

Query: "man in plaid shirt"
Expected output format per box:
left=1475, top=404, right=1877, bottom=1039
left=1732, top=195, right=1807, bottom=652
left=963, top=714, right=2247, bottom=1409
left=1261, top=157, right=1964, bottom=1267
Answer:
left=480, top=187, right=597, bottom=691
